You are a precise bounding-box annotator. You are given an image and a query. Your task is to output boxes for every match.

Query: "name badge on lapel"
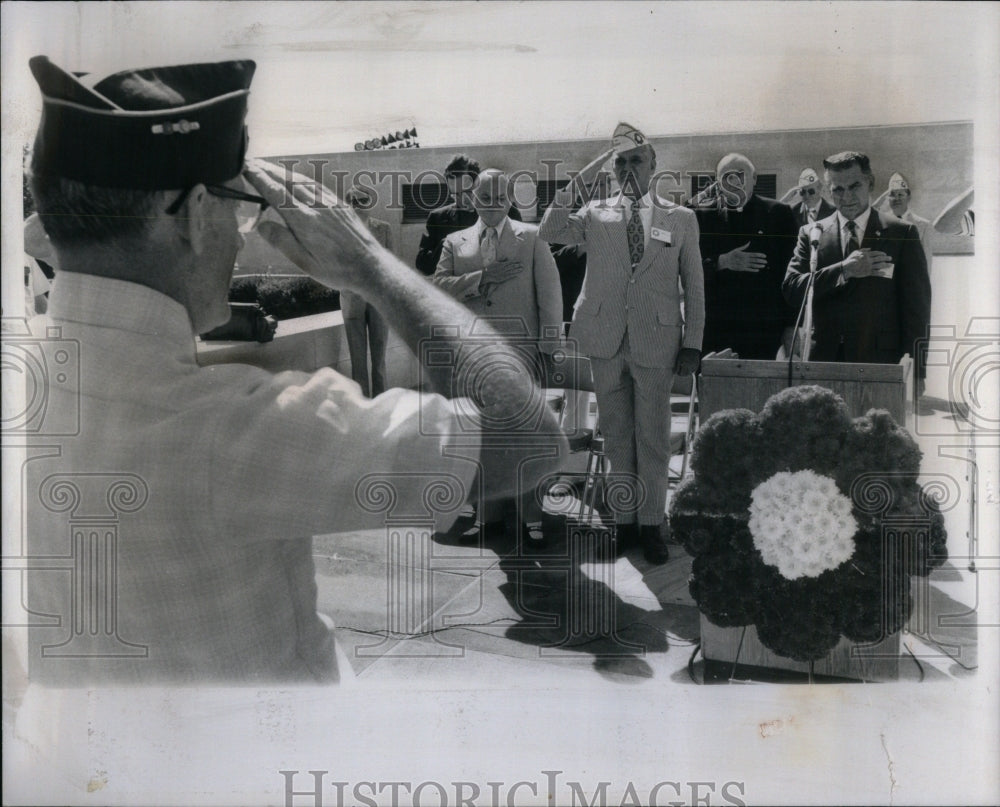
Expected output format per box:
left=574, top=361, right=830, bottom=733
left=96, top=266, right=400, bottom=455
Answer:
left=650, top=227, right=672, bottom=246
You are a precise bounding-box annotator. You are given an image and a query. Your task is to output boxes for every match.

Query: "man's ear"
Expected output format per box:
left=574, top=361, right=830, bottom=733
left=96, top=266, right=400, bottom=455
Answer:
left=176, top=184, right=209, bottom=255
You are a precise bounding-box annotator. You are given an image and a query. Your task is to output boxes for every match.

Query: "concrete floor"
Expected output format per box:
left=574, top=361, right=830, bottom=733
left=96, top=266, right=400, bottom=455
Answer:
left=315, top=400, right=980, bottom=688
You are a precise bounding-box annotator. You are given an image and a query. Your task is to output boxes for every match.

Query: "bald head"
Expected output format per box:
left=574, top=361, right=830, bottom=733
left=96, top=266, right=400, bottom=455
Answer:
left=472, top=169, right=512, bottom=227
left=717, top=152, right=756, bottom=208
left=473, top=168, right=510, bottom=194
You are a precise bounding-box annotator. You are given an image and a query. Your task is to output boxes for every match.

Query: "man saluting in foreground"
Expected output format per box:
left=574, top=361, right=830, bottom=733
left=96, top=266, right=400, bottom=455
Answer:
left=22, top=55, right=565, bottom=684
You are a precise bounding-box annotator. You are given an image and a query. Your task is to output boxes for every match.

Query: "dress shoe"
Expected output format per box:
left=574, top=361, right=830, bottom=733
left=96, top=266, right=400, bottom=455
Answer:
left=482, top=520, right=507, bottom=541
left=614, top=522, right=639, bottom=557
left=641, top=523, right=670, bottom=565
left=522, top=523, right=549, bottom=554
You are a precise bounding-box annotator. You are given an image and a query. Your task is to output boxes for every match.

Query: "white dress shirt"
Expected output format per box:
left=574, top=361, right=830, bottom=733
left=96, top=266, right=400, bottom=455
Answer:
left=836, top=205, right=872, bottom=257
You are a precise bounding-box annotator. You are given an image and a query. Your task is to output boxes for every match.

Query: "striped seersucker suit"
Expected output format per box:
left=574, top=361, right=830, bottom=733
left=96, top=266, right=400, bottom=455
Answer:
left=540, top=190, right=704, bottom=526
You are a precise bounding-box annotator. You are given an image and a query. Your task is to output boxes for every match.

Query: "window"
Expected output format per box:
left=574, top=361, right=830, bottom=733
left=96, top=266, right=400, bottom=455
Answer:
left=535, top=179, right=571, bottom=219
left=690, top=173, right=778, bottom=200
left=401, top=183, right=449, bottom=223
left=535, top=177, right=613, bottom=218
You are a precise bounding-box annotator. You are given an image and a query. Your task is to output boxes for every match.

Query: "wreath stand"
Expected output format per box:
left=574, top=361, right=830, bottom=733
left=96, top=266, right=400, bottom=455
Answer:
left=696, top=356, right=912, bottom=682
left=699, top=619, right=901, bottom=682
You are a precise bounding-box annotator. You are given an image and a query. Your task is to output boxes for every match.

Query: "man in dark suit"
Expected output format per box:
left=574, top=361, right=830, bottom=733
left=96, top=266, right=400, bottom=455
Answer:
left=790, top=167, right=836, bottom=228
left=414, top=154, right=521, bottom=275
left=692, top=153, right=799, bottom=360
left=783, top=151, right=931, bottom=395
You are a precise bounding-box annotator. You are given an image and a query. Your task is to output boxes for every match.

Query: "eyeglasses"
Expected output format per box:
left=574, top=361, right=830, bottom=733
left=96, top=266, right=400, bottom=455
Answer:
left=799, top=188, right=818, bottom=197
left=165, top=185, right=269, bottom=233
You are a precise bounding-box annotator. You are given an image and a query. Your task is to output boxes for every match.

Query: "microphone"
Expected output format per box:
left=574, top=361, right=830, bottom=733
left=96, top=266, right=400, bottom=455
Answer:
left=809, top=222, right=823, bottom=246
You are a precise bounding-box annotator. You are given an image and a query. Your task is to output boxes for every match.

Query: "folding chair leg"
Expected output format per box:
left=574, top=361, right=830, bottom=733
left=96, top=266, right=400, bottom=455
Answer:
left=578, top=433, right=606, bottom=523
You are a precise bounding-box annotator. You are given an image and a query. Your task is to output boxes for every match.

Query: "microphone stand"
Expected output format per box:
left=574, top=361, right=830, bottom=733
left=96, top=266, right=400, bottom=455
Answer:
left=787, top=229, right=821, bottom=387
left=802, top=239, right=818, bottom=362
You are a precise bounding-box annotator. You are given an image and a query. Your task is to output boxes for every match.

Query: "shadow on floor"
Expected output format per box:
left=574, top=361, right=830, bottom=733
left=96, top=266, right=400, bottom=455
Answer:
left=433, top=513, right=700, bottom=682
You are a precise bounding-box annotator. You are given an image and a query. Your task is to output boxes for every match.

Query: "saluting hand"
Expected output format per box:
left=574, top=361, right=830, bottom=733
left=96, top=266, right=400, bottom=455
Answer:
left=243, top=159, right=381, bottom=292
left=569, top=148, right=615, bottom=194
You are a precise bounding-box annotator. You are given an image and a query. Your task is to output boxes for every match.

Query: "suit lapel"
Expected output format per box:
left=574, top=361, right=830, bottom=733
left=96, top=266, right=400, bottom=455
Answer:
left=633, top=196, right=679, bottom=276
left=818, top=212, right=842, bottom=267
left=861, top=208, right=884, bottom=250
left=499, top=218, right=524, bottom=261
left=455, top=227, right=481, bottom=273
left=744, top=195, right=766, bottom=237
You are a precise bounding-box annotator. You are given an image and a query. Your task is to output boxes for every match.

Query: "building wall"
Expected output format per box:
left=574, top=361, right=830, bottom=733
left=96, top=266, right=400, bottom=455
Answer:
left=236, top=120, right=972, bottom=276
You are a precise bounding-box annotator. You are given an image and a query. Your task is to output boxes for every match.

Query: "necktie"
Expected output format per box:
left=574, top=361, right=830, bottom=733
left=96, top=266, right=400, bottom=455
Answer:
left=626, top=203, right=644, bottom=267
left=845, top=219, right=860, bottom=257
left=482, top=226, right=498, bottom=266
left=807, top=207, right=816, bottom=223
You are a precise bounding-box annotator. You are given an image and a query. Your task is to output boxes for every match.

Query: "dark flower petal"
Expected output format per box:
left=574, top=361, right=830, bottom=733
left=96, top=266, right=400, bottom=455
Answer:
left=688, top=408, right=760, bottom=511
left=757, top=386, right=852, bottom=477
left=678, top=383, right=947, bottom=664
left=690, top=550, right=758, bottom=627
left=838, top=410, right=923, bottom=507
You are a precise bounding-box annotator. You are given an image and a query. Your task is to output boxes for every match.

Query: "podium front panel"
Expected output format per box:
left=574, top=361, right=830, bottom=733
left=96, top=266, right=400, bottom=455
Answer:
left=699, top=358, right=909, bottom=425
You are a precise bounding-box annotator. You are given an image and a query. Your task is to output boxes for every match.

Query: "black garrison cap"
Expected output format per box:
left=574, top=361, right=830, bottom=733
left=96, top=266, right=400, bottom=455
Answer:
left=29, top=55, right=256, bottom=189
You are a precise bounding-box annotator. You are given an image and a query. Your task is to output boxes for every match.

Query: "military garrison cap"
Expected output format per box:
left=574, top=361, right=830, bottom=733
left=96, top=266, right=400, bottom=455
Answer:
left=612, top=122, right=648, bottom=155
left=797, top=168, right=820, bottom=188
left=888, top=172, right=911, bottom=192
left=29, top=55, right=256, bottom=189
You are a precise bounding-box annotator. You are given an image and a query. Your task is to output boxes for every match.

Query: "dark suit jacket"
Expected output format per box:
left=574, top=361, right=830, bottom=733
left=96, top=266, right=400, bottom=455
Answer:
left=782, top=208, right=931, bottom=376
left=791, top=198, right=836, bottom=228
left=415, top=202, right=522, bottom=276
left=695, top=194, right=799, bottom=359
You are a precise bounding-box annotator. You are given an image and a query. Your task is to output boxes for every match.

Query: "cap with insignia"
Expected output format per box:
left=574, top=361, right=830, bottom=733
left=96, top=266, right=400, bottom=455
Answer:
left=612, top=122, right=647, bottom=154
left=797, top=168, right=820, bottom=188
left=29, top=55, right=256, bottom=190
left=888, top=172, right=911, bottom=192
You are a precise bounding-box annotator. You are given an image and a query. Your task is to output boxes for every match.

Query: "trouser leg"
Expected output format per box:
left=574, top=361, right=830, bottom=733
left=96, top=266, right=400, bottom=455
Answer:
left=589, top=349, right=638, bottom=525
left=343, top=317, right=370, bottom=397
left=630, top=361, right=674, bottom=525
left=367, top=304, right=390, bottom=397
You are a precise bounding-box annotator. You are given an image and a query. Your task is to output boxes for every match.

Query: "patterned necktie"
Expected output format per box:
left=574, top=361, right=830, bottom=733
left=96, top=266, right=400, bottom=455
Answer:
left=626, top=203, right=644, bottom=267
left=482, top=226, right=498, bottom=266
left=845, top=219, right=860, bottom=257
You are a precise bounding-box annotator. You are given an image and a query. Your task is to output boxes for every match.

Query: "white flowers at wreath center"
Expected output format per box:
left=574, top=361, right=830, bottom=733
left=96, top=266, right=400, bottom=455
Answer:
left=748, top=469, right=858, bottom=580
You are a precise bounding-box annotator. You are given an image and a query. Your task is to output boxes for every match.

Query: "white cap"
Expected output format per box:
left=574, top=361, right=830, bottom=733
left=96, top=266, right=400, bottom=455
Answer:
left=612, top=122, right=647, bottom=154
left=797, top=168, right=820, bottom=188
left=888, top=172, right=911, bottom=192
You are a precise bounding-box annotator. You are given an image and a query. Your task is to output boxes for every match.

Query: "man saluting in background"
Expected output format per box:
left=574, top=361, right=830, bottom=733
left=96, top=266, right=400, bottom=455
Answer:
left=540, top=123, right=703, bottom=564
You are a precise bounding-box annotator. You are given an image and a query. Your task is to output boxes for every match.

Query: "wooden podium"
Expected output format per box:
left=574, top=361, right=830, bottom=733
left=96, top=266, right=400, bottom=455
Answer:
left=695, top=356, right=912, bottom=681
left=699, top=355, right=912, bottom=426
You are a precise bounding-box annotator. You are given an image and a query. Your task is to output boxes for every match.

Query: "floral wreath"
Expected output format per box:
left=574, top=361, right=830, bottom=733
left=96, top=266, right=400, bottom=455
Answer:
left=669, top=385, right=948, bottom=662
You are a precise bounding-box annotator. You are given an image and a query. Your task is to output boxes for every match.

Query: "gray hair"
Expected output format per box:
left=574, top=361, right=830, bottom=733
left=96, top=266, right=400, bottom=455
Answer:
left=28, top=169, right=162, bottom=249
